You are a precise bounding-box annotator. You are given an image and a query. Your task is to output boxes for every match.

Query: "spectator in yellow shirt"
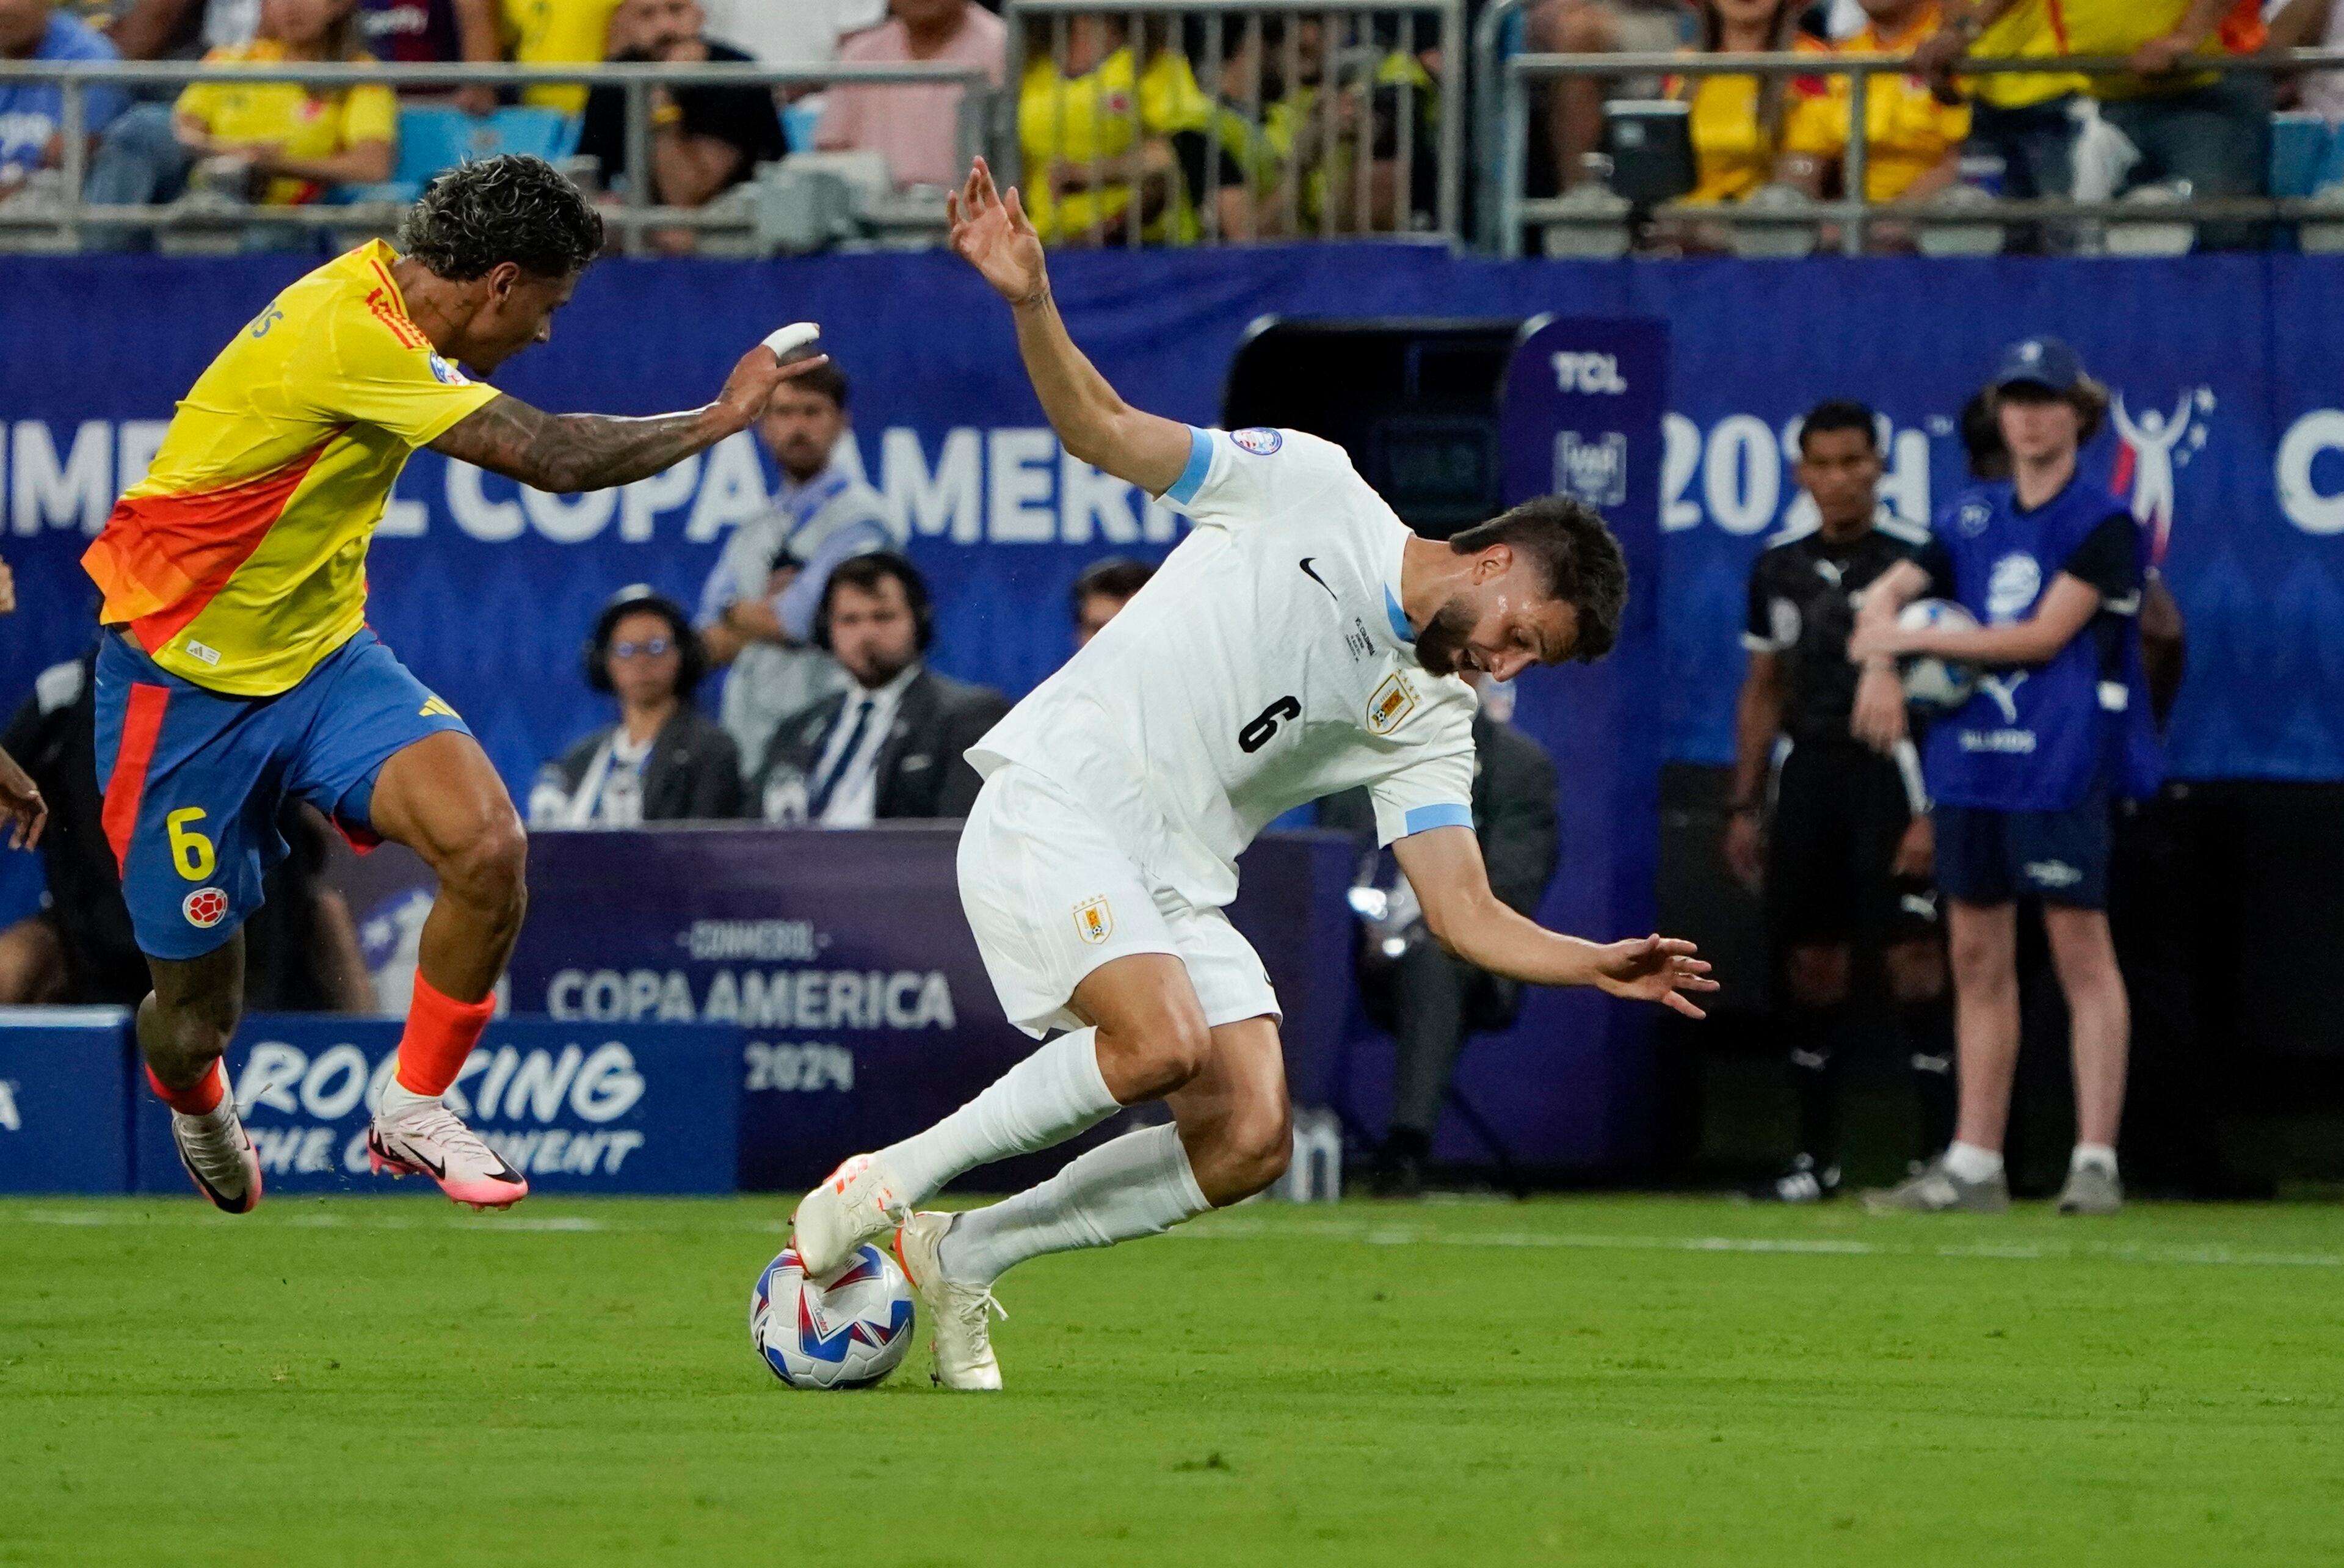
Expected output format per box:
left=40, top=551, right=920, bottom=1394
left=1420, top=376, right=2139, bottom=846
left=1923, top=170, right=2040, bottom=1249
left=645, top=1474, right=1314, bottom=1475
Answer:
left=1928, top=0, right=2264, bottom=249
left=1800, top=0, right=1971, bottom=247
left=172, top=0, right=396, bottom=206
left=1912, top=1, right=2082, bottom=249
left=2063, top=0, right=2267, bottom=249
left=1016, top=15, right=1212, bottom=245
left=1661, top=0, right=1834, bottom=243
left=504, top=0, right=623, bottom=113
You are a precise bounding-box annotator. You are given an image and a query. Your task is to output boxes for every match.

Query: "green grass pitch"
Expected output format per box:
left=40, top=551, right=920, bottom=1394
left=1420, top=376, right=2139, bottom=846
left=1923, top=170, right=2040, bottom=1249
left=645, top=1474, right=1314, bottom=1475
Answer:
left=3, top=1195, right=2339, bottom=1567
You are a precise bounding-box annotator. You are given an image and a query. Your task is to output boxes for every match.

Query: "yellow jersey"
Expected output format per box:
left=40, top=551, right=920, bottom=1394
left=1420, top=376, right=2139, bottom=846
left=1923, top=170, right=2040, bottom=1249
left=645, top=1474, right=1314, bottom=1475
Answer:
left=503, top=0, right=624, bottom=113
left=1669, top=38, right=1836, bottom=206
left=2052, top=0, right=2222, bottom=97
left=83, top=240, right=499, bottom=697
left=1964, top=1, right=2085, bottom=111
left=174, top=42, right=398, bottom=206
left=1018, top=46, right=1212, bottom=244
left=1805, top=9, right=1973, bottom=202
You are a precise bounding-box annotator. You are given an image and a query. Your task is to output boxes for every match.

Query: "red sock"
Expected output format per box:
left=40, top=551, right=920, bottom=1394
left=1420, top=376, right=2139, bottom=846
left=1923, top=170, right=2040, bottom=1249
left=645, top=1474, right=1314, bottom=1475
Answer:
left=394, top=974, right=496, bottom=1097
left=147, top=1059, right=225, bottom=1116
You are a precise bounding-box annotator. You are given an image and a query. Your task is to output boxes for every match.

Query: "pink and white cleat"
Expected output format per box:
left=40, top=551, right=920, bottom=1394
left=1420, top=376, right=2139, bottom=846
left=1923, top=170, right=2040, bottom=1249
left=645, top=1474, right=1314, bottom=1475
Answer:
left=170, top=1097, right=264, bottom=1214
left=366, top=1100, right=528, bottom=1211
left=791, top=1153, right=910, bottom=1279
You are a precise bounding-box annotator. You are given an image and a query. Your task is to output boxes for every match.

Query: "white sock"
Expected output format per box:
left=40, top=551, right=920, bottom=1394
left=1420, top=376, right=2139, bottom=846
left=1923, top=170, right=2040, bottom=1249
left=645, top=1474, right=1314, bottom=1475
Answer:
left=877, top=1028, right=1120, bottom=1204
left=2071, top=1142, right=2118, bottom=1177
left=1943, top=1141, right=2004, bottom=1183
left=376, top=1080, right=438, bottom=1120
left=938, top=1123, right=1208, bottom=1287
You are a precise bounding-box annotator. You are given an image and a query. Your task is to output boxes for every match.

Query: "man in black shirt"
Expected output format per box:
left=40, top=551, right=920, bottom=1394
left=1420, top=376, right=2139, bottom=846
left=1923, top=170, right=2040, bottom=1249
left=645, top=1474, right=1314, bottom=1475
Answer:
left=1726, top=401, right=1953, bottom=1201
left=577, top=0, right=785, bottom=246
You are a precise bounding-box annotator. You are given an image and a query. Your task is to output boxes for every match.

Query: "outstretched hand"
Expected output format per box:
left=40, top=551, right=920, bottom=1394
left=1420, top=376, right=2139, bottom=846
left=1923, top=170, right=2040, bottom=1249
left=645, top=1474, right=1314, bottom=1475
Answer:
left=1592, top=934, right=1716, bottom=1019
left=948, top=157, right=1048, bottom=305
left=714, top=343, right=832, bottom=434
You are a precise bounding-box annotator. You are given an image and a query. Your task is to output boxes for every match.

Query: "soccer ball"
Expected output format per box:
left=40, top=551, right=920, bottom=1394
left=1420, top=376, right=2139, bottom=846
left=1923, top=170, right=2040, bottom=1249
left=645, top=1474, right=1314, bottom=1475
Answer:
left=1895, top=598, right=1979, bottom=711
left=750, top=1243, right=916, bottom=1390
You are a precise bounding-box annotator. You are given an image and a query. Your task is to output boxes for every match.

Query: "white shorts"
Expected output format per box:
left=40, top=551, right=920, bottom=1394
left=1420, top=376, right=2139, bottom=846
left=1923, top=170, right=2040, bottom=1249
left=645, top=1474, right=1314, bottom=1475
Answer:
left=956, top=763, right=1281, bottom=1038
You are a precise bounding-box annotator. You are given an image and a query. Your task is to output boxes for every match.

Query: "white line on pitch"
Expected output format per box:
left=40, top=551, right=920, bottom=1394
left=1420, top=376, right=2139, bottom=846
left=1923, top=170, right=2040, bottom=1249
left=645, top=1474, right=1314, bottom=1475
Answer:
left=1177, top=1217, right=2344, bottom=1270
left=5, top=1205, right=2336, bottom=1270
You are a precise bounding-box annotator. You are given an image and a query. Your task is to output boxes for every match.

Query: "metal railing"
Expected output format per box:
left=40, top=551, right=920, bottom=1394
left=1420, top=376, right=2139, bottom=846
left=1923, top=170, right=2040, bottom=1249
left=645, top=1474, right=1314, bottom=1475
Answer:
left=0, top=59, right=996, bottom=254
left=1001, top=0, right=1464, bottom=247
left=1492, top=45, right=2344, bottom=258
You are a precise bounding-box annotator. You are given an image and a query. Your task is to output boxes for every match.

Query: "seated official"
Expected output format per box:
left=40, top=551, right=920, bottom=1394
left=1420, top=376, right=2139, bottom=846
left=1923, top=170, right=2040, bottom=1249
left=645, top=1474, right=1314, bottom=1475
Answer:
left=1319, top=680, right=1561, bottom=1197
left=753, top=552, right=1009, bottom=826
left=532, top=586, right=746, bottom=828
left=0, top=644, right=374, bottom=1009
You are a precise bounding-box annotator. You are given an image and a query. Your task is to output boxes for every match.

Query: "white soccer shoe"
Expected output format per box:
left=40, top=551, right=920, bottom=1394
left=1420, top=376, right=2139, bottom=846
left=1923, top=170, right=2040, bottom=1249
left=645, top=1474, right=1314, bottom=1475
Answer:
left=170, top=1097, right=263, bottom=1214
left=892, top=1211, right=1005, bottom=1392
left=791, top=1152, right=910, bottom=1279
left=366, top=1100, right=528, bottom=1211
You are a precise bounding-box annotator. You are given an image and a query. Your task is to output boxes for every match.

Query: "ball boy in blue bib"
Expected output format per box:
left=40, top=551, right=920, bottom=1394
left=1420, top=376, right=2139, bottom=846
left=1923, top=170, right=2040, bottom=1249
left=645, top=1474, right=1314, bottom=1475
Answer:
left=1847, top=337, right=2158, bottom=1218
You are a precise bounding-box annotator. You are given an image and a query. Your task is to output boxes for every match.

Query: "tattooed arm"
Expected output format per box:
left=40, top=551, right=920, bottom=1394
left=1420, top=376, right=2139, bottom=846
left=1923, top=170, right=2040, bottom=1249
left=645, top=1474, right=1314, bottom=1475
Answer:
left=430, top=346, right=826, bottom=493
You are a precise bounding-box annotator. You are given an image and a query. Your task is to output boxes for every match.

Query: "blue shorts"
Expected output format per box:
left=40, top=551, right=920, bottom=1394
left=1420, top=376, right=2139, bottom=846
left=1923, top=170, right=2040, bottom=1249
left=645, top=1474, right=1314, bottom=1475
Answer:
left=93, top=628, right=470, bottom=960
left=1933, top=788, right=2111, bottom=910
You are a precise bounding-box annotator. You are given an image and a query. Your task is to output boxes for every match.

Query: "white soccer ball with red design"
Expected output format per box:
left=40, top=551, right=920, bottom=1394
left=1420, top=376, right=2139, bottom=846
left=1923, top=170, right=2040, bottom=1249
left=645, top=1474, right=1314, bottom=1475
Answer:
left=750, top=1243, right=915, bottom=1389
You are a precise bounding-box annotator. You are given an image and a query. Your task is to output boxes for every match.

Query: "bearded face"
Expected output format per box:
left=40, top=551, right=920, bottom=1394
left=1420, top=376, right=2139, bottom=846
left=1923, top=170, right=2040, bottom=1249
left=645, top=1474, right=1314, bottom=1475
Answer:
left=1413, top=597, right=1477, bottom=677
left=1410, top=572, right=1580, bottom=683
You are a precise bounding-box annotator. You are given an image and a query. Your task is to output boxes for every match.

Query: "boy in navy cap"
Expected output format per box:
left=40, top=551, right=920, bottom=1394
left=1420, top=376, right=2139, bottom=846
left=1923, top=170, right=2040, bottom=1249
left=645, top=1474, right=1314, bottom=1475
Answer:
left=1845, top=336, right=2157, bottom=1217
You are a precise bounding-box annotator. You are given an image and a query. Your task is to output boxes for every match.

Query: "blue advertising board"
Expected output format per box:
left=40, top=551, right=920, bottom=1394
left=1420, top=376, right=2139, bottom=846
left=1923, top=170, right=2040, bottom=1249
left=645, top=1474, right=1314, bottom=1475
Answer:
left=128, top=1015, right=741, bottom=1196
left=2, top=250, right=2339, bottom=801
left=0, top=1006, right=133, bottom=1195
left=1490, top=316, right=1669, bottom=1164
left=498, top=825, right=1354, bottom=1189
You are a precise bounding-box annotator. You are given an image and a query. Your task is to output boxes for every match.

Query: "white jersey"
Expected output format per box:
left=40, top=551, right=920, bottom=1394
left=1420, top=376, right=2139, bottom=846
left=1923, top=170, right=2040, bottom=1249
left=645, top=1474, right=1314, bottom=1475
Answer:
left=969, top=426, right=1478, bottom=908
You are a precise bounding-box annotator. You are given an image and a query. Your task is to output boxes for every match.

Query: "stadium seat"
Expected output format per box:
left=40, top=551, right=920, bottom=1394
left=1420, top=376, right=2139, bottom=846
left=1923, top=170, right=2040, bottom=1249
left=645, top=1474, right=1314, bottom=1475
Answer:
left=783, top=100, right=822, bottom=154
left=2270, top=111, right=2335, bottom=198
left=342, top=107, right=583, bottom=205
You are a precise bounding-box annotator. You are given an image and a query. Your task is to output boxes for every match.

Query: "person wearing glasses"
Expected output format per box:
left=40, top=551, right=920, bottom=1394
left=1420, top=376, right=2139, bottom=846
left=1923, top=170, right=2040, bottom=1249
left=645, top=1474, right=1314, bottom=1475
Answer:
left=531, top=585, right=746, bottom=828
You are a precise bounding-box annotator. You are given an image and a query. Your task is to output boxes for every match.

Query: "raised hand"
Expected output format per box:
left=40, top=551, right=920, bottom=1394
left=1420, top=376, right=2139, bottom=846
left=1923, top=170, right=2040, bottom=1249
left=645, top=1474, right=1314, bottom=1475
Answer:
left=1592, top=934, right=1717, bottom=1019
left=949, top=156, right=1048, bottom=305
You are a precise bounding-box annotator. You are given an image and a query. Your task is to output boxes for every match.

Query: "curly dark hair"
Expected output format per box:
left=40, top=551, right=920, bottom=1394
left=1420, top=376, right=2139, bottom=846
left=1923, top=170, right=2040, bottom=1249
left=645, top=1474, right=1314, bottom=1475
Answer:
left=397, top=155, right=604, bottom=281
left=1446, top=495, right=1629, bottom=664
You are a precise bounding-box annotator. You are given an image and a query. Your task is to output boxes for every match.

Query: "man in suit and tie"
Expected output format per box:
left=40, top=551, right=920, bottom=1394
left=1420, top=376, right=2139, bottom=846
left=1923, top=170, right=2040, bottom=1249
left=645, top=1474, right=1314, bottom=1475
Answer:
left=753, top=552, right=1009, bottom=825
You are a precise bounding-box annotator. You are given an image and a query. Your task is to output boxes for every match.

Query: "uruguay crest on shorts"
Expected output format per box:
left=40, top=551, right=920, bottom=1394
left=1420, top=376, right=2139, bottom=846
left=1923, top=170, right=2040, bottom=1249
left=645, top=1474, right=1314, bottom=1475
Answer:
left=1073, top=896, right=1114, bottom=945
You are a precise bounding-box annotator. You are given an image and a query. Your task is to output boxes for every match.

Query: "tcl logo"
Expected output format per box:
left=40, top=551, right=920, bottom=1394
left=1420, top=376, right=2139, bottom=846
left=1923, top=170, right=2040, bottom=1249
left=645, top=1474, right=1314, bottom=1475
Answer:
left=1552, top=352, right=1628, bottom=394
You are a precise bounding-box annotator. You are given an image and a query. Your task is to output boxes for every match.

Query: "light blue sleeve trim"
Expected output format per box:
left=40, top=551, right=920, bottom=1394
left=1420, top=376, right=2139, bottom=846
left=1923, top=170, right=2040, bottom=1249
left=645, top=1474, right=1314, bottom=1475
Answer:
left=1163, top=427, right=1216, bottom=506
left=1401, top=802, right=1473, bottom=836
left=1384, top=586, right=1416, bottom=645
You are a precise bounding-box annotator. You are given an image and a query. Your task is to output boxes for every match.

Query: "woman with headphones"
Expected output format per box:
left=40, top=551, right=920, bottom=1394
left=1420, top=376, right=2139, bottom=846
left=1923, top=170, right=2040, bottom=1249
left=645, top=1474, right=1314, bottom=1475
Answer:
left=529, top=586, right=747, bottom=827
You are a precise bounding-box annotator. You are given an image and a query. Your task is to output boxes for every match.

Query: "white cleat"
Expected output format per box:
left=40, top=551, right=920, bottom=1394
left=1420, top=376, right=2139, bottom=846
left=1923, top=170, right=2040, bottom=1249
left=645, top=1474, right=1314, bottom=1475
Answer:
left=891, top=1211, right=1005, bottom=1392
left=366, top=1100, right=528, bottom=1211
left=170, top=1098, right=263, bottom=1214
left=792, top=1153, right=910, bottom=1279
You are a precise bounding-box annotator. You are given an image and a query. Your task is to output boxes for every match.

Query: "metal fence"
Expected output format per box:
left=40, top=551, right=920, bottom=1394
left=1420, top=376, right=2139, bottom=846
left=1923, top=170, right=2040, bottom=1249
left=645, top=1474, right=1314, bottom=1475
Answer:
left=0, top=59, right=995, bottom=254
left=1489, top=42, right=2344, bottom=258
left=1001, top=0, right=1465, bottom=247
